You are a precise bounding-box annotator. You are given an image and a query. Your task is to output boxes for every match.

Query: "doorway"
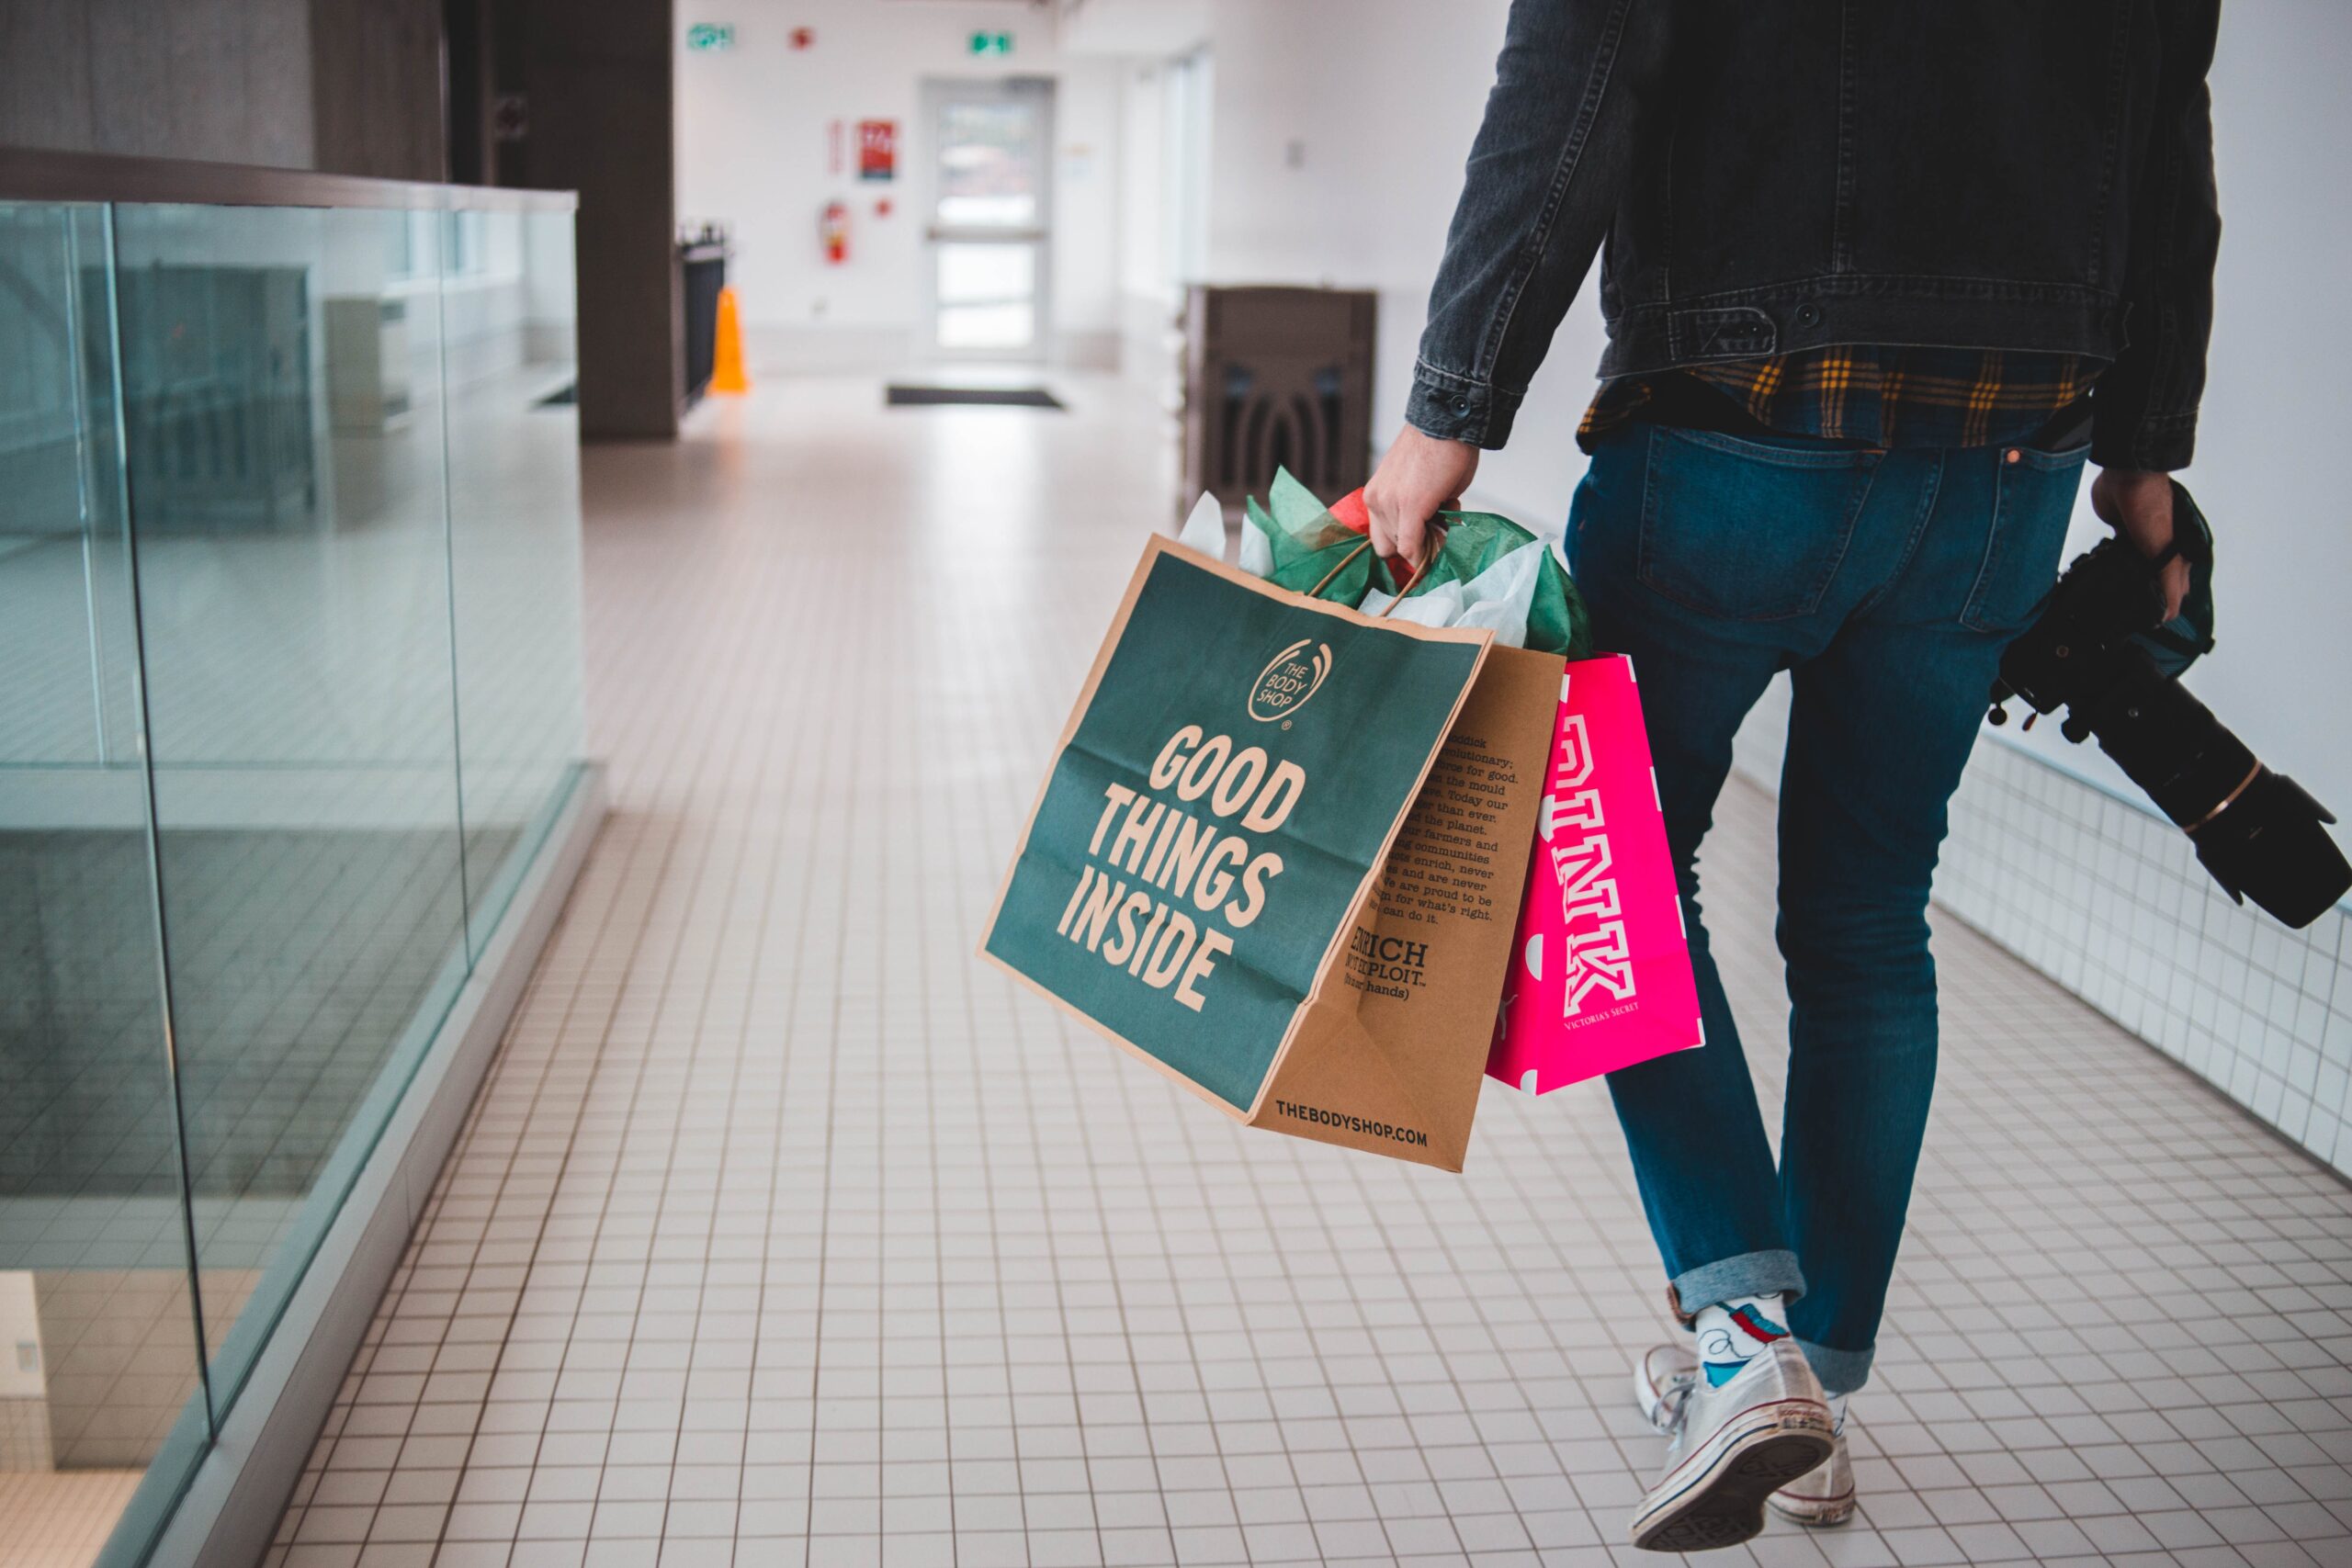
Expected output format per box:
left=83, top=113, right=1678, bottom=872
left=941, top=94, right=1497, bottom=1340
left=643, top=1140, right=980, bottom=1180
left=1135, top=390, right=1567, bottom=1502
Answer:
left=920, top=77, right=1056, bottom=362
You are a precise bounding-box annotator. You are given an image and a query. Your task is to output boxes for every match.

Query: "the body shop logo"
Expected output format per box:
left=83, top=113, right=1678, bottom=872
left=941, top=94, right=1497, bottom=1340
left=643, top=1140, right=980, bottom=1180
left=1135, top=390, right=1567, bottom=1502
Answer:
left=1249, top=639, right=1332, bottom=722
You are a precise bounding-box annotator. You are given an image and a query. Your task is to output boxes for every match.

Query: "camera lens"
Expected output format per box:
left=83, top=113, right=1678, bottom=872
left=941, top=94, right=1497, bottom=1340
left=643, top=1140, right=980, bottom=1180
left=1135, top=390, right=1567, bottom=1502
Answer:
left=2076, top=661, right=2349, bottom=929
left=2191, top=771, right=2352, bottom=929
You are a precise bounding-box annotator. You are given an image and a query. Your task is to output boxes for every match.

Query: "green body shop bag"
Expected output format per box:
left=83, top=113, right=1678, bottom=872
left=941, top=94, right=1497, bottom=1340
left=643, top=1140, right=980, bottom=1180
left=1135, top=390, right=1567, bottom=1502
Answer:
left=979, top=535, right=1560, bottom=1169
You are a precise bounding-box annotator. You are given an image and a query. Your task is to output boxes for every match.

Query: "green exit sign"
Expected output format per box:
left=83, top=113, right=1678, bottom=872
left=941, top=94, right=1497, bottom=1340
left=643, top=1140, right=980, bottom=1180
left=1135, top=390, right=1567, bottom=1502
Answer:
left=685, top=22, right=734, bottom=51
left=968, top=29, right=1013, bottom=56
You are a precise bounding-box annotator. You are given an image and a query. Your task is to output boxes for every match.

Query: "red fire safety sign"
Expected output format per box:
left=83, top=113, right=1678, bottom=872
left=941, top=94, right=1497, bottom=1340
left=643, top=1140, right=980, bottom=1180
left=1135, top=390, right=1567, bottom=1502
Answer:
left=857, top=119, right=897, bottom=182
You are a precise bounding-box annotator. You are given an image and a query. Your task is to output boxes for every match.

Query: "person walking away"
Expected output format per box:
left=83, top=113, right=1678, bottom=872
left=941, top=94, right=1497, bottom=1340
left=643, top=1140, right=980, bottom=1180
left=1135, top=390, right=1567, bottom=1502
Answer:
left=1364, top=0, right=2218, bottom=1551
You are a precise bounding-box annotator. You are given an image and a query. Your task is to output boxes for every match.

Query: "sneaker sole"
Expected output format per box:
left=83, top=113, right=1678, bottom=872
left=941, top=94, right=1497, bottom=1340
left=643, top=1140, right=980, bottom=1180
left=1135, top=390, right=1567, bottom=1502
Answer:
left=1630, top=1401, right=1836, bottom=1552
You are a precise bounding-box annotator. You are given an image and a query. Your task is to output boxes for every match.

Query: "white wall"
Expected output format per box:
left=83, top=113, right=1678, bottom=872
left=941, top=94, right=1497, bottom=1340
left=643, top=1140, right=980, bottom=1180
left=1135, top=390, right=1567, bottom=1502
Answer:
left=1116, top=62, right=1167, bottom=304
left=1059, top=0, right=1210, bottom=59
left=673, top=0, right=1124, bottom=372
left=1114, top=58, right=1172, bottom=387
left=2196, top=15, right=2352, bottom=811
left=1104, top=48, right=1216, bottom=397
left=1190, top=0, right=1600, bottom=533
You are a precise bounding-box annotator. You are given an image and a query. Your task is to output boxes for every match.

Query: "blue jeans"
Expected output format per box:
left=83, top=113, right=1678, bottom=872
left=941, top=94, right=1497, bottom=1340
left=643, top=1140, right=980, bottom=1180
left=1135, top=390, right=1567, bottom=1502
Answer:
left=1566, top=425, right=2085, bottom=1394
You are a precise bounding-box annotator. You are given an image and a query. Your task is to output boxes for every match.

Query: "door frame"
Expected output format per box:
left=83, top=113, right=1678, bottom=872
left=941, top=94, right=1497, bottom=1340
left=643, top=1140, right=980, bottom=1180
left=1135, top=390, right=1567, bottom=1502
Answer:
left=916, top=74, right=1057, bottom=365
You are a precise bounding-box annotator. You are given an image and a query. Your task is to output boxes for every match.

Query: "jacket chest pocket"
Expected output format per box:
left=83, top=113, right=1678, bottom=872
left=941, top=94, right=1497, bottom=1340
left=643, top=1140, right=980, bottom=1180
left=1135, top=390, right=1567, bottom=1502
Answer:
left=1635, top=427, right=1877, bottom=622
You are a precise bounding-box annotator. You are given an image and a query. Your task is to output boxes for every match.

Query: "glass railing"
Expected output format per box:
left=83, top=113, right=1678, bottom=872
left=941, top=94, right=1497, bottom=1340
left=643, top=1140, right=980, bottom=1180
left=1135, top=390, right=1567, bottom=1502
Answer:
left=0, top=160, right=582, bottom=1566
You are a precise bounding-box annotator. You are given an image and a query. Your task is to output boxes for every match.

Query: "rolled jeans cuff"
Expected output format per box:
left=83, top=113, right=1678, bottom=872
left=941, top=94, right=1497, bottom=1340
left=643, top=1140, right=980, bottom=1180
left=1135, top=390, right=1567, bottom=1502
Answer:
left=1796, top=1337, right=1873, bottom=1396
left=1667, top=1250, right=1806, bottom=1325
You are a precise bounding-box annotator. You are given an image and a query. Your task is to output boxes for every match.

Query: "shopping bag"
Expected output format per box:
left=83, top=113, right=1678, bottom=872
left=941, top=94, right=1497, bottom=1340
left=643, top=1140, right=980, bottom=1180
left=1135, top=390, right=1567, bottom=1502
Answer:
left=1244, top=472, right=1592, bottom=658
left=981, top=534, right=1559, bottom=1169
left=1487, top=653, right=1704, bottom=1092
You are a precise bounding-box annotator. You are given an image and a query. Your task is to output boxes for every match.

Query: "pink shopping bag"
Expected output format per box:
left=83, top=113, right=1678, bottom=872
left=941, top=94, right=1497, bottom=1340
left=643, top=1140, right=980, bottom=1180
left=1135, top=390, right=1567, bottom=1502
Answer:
left=1487, top=653, right=1703, bottom=1093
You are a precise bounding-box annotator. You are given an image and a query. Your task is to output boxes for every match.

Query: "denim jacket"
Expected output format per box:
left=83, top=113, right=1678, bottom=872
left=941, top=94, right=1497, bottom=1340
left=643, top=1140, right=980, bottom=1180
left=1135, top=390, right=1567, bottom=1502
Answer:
left=1407, top=0, right=2221, bottom=471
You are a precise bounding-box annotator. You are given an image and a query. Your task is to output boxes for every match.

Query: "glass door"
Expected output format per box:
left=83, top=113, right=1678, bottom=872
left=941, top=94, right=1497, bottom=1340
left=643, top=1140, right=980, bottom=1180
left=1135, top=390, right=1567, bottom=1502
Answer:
left=922, top=77, right=1055, bottom=361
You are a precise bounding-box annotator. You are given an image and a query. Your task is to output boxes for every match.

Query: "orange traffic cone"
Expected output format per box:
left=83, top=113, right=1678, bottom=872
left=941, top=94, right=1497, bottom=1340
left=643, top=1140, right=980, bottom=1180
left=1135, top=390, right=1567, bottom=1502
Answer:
left=708, top=287, right=752, bottom=394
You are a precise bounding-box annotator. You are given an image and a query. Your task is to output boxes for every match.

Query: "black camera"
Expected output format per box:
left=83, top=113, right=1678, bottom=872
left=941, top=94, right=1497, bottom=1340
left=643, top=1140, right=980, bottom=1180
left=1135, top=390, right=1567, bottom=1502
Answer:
left=1987, top=481, right=2350, bottom=929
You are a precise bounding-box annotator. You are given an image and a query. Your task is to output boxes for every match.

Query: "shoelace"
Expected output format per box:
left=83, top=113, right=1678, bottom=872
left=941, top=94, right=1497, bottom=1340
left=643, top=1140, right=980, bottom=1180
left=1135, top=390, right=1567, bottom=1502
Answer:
left=1656, top=1369, right=1698, bottom=1433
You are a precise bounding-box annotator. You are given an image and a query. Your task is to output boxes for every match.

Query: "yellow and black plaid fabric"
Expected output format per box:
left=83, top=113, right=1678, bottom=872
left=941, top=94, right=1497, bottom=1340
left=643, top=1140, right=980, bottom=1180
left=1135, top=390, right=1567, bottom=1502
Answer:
left=1579, top=345, right=2097, bottom=451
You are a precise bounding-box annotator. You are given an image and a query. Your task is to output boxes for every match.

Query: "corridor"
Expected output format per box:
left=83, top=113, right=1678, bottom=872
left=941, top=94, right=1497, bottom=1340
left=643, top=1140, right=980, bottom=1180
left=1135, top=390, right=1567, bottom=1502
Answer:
left=262, top=378, right=2352, bottom=1568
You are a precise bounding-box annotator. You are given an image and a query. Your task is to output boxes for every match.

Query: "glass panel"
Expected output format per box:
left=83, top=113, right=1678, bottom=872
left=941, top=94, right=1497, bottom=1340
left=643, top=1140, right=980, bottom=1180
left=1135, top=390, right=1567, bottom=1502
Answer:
left=935, top=100, right=1042, bottom=227
left=445, top=207, right=586, bottom=950
left=0, top=203, right=205, bottom=1562
left=107, top=203, right=471, bottom=1417
left=937, top=242, right=1035, bottom=307
left=444, top=209, right=489, bottom=278
left=935, top=243, right=1038, bottom=350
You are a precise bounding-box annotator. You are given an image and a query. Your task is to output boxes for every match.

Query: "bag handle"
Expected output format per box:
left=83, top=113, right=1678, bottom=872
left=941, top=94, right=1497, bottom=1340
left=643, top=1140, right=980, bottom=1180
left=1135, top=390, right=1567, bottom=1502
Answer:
left=1306, top=537, right=1433, bottom=613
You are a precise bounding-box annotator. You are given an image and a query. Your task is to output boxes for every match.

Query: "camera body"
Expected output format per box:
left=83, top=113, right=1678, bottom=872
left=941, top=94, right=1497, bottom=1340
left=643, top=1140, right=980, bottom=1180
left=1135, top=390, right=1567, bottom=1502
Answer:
left=1988, top=484, right=2349, bottom=929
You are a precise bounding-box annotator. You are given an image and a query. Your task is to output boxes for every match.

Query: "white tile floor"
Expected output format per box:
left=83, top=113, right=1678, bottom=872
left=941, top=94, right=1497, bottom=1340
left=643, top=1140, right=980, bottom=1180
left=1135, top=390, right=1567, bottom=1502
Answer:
left=263, top=378, right=2352, bottom=1568
left=0, top=1472, right=145, bottom=1568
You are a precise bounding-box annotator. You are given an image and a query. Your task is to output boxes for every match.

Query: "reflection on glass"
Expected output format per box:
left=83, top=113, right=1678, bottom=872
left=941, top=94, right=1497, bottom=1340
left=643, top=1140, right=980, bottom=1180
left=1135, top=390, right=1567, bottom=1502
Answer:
left=937, top=243, right=1035, bottom=304
left=0, top=203, right=205, bottom=1557
left=0, top=187, right=582, bottom=1567
left=935, top=243, right=1037, bottom=350
left=109, top=204, right=472, bottom=1414
left=446, top=209, right=586, bottom=945
left=935, top=101, right=1041, bottom=227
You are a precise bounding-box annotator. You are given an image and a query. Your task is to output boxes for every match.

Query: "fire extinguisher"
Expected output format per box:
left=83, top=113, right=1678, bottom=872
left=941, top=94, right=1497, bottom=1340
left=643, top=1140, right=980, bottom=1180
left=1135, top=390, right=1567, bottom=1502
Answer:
left=820, top=200, right=850, bottom=265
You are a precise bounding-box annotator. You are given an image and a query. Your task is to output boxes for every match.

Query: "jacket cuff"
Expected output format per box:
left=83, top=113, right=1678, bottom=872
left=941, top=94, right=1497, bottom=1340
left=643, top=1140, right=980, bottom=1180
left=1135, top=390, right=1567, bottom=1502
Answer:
left=1405, top=362, right=1522, bottom=450
left=2090, top=409, right=2198, bottom=473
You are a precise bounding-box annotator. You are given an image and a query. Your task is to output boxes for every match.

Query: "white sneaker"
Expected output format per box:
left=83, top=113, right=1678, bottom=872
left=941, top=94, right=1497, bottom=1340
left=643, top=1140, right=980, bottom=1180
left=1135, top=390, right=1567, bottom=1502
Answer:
left=1628, top=1339, right=1837, bottom=1551
left=1768, top=1424, right=1856, bottom=1528
left=1636, top=1344, right=1857, bottom=1531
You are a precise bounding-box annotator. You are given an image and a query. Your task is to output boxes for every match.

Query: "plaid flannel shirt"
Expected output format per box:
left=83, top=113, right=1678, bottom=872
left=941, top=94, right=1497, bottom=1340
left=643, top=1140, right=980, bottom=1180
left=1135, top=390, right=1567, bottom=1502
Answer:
left=1579, top=345, right=2098, bottom=453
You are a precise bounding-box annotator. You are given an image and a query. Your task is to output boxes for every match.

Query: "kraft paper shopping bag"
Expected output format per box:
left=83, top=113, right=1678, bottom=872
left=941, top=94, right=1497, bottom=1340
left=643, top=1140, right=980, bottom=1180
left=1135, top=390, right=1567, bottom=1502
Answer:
left=981, top=535, right=1557, bottom=1168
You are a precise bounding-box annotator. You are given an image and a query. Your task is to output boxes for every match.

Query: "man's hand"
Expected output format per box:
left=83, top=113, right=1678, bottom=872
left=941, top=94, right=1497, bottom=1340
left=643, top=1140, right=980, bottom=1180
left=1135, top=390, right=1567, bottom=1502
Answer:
left=1366, top=425, right=1481, bottom=566
left=2089, top=468, right=2190, bottom=622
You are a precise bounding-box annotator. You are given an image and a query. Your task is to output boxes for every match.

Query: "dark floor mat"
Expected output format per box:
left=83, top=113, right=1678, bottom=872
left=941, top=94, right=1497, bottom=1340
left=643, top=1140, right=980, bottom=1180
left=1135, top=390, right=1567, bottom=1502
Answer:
left=886, top=384, right=1065, bottom=410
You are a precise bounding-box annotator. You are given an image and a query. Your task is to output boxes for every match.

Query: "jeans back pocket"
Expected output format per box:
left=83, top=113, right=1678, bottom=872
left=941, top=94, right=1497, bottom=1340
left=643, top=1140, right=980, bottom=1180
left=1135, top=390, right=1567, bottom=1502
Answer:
left=1958, top=444, right=2088, bottom=635
left=1636, top=427, right=1878, bottom=623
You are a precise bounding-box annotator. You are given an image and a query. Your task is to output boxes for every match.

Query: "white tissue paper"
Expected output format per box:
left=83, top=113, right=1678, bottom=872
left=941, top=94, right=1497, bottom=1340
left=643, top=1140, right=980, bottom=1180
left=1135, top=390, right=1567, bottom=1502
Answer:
left=1238, top=517, right=1274, bottom=577
left=1360, top=578, right=1466, bottom=632
left=1177, top=491, right=1227, bottom=559
left=1359, top=538, right=1545, bottom=649
left=1453, top=539, right=1545, bottom=647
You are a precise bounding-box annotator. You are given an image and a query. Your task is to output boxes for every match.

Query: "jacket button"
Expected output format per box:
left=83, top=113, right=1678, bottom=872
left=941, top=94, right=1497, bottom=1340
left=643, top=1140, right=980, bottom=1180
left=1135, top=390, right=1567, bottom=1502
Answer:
left=1453, top=397, right=1472, bottom=414
left=1793, top=303, right=1823, bottom=329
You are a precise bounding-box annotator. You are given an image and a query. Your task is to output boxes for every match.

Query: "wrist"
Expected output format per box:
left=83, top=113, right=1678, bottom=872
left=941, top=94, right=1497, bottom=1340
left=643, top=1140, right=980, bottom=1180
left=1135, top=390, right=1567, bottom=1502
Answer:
left=1393, top=423, right=1476, bottom=457
left=2091, top=468, right=2177, bottom=555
